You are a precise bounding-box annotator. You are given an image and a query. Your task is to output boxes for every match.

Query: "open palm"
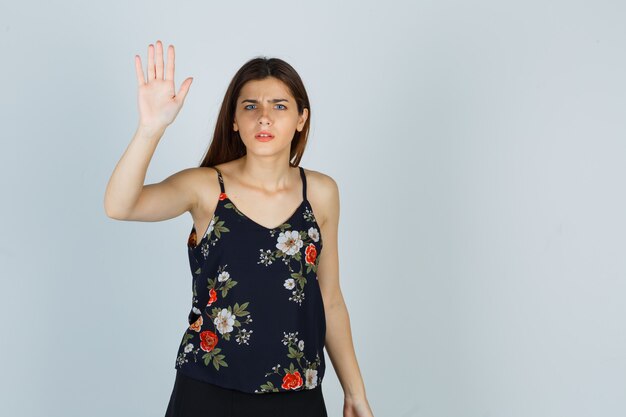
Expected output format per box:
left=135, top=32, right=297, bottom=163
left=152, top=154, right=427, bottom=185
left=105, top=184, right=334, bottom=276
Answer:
left=134, top=40, right=193, bottom=130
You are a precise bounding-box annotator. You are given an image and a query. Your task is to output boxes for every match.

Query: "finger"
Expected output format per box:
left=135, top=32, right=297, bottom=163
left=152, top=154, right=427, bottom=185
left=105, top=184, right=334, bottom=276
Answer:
left=134, top=55, right=146, bottom=86
left=165, top=44, right=175, bottom=81
left=176, top=77, right=193, bottom=101
left=147, top=43, right=155, bottom=80
left=156, top=40, right=164, bottom=80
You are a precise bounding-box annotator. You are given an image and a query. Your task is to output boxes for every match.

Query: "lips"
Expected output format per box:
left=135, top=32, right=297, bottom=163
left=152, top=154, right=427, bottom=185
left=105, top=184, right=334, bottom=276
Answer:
left=255, top=131, right=274, bottom=138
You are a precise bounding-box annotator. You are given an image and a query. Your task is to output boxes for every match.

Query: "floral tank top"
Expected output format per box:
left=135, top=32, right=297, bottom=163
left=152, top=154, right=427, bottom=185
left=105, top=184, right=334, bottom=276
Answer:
left=174, top=166, right=327, bottom=394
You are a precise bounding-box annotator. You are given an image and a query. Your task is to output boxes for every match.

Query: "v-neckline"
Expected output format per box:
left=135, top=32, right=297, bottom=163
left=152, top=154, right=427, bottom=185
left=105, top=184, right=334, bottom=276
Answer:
left=222, top=195, right=307, bottom=231
left=188, top=197, right=308, bottom=251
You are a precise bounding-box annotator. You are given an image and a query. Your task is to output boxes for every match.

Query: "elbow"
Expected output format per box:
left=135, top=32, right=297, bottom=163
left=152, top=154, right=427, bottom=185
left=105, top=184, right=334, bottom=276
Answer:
left=104, top=201, right=129, bottom=220
left=105, top=208, right=124, bottom=220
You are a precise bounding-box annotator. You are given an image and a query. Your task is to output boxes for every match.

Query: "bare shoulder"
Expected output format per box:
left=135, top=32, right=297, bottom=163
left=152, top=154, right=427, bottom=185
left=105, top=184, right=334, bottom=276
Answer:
left=163, top=166, right=219, bottom=210
left=303, top=167, right=338, bottom=196
left=186, top=166, right=222, bottom=214
left=303, top=167, right=340, bottom=227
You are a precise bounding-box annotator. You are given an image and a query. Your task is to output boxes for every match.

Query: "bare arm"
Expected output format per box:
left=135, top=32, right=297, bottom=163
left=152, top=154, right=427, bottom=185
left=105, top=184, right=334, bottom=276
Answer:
left=103, top=40, right=194, bottom=221
left=103, top=125, right=197, bottom=221
left=316, top=175, right=375, bottom=417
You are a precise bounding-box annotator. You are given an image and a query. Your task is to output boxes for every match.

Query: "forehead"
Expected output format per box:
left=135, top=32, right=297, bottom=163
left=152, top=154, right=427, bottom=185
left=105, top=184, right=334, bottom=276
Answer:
left=238, top=77, right=293, bottom=99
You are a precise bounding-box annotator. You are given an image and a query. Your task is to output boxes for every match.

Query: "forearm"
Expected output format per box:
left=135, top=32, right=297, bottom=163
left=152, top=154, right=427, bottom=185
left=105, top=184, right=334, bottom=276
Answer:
left=324, top=296, right=368, bottom=400
left=104, top=124, right=166, bottom=218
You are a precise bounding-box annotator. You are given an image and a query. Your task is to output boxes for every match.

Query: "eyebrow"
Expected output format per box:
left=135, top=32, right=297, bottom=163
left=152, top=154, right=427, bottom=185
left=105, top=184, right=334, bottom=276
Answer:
left=240, top=98, right=289, bottom=104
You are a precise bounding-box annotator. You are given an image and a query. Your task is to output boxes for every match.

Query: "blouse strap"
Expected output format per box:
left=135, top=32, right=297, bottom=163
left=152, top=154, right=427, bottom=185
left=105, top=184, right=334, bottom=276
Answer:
left=213, top=167, right=225, bottom=194
left=298, top=166, right=307, bottom=201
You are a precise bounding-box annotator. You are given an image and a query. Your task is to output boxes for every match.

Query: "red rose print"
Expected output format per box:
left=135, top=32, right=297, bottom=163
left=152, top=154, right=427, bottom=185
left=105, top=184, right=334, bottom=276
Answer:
left=305, top=243, right=317, bottom=265
left=219, top=192, right=227, bottom=201
left=207, top=288, right=217, bottom=306
left=200, top=330, right=218, bottom=352
left=281, top=370, right=303, bottom=390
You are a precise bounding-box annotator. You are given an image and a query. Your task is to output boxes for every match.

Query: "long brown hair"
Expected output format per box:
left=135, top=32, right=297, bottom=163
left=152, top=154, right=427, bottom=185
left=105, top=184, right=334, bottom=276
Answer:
left=198, top=57, right=311, bottom=168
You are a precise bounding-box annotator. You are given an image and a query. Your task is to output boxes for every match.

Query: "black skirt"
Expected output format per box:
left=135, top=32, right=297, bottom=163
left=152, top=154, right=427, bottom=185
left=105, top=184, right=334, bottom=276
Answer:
left=165, top=370, right=329, bottom=417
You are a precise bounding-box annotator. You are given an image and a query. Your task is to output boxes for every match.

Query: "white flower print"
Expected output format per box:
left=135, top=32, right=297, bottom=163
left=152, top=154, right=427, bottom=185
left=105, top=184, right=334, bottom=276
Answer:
left=200, top=243, right=210, bottom=259
left=257, top=249, right=274, bottom=266
left=176, top=352, right=188, bottom=367
left=257, top=332, right=323, bottom=393
left=282, top=331, right=299, bottom=346
left=192, top=307, right=201, bottom=316
left=217, top=270, right=230, bottom=282
left=206, top=217, right=215, bottom=236
left=214, top=308, right=235, bottom=335
left=289, top=289, right=305, bottom=305
left=302, top=205, right=317, bottom=223
left=276, top=230, right=303, bottom=256
left=307, top=227, right=320, bottom=242
left=236, top=328, right=254, bottom=345
left=198, top=218, right=215, bottom=257
left=189, top=215, right=223, bottom=260
left=184, top=343, right=194, bottom=353
left=258, top=222, right=321, bottom=306
left=305, top=368, right=318, bottom=389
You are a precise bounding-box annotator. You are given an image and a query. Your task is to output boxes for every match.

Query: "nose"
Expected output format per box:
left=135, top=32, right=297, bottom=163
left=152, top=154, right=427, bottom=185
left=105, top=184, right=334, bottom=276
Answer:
left=258, top=106, right=272, bottom=126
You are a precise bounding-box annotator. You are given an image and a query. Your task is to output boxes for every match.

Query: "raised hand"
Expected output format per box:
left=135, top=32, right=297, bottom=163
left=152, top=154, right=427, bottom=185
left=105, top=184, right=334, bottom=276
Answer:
left=134, top=40, right=193, bottom=131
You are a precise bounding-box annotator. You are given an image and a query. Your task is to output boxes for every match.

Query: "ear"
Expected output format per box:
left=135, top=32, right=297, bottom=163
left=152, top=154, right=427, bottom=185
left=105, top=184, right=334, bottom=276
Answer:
left=233, top=119, right=238, bottom=132
left=296, top=108, right=309, bottom=132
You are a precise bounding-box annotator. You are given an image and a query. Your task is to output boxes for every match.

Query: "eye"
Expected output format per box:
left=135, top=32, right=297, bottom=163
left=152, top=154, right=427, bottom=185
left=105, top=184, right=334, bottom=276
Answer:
left=243, top=104, right=287, bottom=110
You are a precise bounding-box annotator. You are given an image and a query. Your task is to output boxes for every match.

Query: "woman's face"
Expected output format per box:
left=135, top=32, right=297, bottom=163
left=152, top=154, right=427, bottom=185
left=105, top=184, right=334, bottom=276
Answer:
left=233, top=77, right=308, bottom=156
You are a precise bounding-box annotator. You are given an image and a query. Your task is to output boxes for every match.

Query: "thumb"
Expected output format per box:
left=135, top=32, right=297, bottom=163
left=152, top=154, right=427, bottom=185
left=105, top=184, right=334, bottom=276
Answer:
left=176, top=77, right=193, bottom=102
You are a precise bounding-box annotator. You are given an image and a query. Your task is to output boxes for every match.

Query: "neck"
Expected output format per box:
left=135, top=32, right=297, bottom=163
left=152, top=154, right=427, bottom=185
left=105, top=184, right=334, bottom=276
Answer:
left=236, top=154, right=297, bottom=192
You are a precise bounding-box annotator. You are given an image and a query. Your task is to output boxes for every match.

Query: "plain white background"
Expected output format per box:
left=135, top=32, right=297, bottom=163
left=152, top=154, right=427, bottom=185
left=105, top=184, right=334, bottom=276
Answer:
left=1, top=1, right=625, bottom=416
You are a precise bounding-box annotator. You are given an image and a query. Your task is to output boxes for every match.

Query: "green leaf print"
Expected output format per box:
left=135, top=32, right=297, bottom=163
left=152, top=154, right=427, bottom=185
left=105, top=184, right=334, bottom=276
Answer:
left=259, top=381, right=279, bottom=392
left=223, top=202, right=245, bottom=218
left=212, top=217, right=229, bottom=238
left=287, top=346, right=304, bottom=360
left=181, top=333, right=194, bottom=346
left=234, top=302, right=250, bottom=316
left=256, top=332, right=323, bottom=392
left=213, top=355, right=228, bottom=369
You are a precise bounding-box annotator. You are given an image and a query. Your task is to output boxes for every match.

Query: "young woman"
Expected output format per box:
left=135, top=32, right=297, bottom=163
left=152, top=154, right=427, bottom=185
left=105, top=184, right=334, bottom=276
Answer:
left=104, top=40, right=375, bottom=417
